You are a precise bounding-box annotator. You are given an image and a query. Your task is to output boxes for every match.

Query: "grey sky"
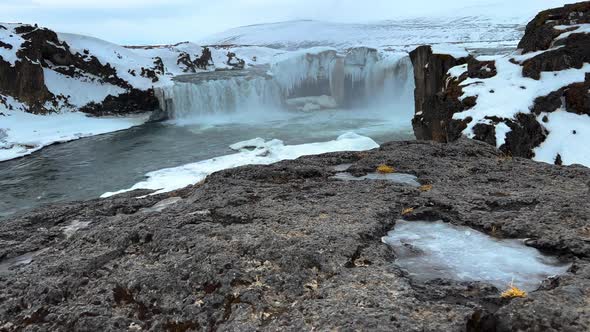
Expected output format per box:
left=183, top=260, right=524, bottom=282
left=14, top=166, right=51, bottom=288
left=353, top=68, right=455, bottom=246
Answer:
left=0, top=0, right=579, bottom=44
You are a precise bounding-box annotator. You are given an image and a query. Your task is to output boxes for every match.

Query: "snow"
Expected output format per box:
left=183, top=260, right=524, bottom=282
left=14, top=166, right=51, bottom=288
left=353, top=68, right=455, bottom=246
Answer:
left=0, top=24, right=26, bottom=66
left=554, top=23, right=590, bottom=40
left=57, top=33, right=285, bottom=92
left=448, top=64, right=468, bottom=78
left=101, top=132, right=379, bottom=197
left=453, top=55, right=590, bottom=160
left=59, top=33, right=181, bottom=89
left=534, top=111, right=590, bottom=166
left=43, top=68, right=126, bottom=107
left=495, top=122, right=511, bottom=148
left=0, top=103, right=147, bottom=161
left=229, top=137, right=268, bottom=151
left=431, top=44, right=469, bottom=59
left=383, top=220, right=571, bottom=291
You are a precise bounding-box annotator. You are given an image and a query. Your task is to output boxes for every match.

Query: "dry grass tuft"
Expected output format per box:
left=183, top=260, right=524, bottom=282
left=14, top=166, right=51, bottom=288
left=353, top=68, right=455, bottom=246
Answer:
left=419, top=184, right=433, bottom=192
left=377, top=164, right=395, bottom=174
left=501, top=285, right=527, bottom=299
left=402, top=207, right=414, bottom=216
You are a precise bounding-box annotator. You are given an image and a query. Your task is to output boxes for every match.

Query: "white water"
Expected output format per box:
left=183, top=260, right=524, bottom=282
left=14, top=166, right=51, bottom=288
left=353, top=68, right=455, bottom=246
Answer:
left=157, top=48, right=415, bottom=122
left=383, top=220, right=571, bottom=291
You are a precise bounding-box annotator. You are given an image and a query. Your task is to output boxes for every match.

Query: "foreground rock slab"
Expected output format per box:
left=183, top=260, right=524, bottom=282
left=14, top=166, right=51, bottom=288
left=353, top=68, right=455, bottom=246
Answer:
left=0, top=139, right=589, bottom=331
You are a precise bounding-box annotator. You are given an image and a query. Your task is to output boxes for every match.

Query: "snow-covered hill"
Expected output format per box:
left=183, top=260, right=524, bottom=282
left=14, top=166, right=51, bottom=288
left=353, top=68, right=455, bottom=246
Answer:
left=202, top=17, right=525, bottom=51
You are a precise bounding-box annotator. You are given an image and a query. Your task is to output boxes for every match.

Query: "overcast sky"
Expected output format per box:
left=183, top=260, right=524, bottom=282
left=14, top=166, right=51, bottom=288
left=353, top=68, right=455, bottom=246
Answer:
left=0, top=0, right=579, bottom=44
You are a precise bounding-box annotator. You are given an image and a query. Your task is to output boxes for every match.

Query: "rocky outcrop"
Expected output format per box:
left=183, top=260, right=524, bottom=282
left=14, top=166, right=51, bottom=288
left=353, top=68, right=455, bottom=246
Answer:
left=0, top=24, right=215, bottom=116
left=176, top=47, right=213, bottom=73
left=0, top=139, right=588, bottom=331
left=532, top=72, right=590, bottom=116
left=518, top=1, right=590, bottom=52
left=410, top=2, right=590, bottom=165
left=79, top=89, right=160, bottom=116
left=410, top=46, right=467, bottom=141
left=0, top=24, right=138, bottom=114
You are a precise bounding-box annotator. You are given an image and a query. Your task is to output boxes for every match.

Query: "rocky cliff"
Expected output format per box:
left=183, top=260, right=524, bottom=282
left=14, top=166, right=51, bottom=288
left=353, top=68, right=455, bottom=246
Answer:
left=410, top=1, right=590, bottom=166
left=0, top=24, right=220, bottom=116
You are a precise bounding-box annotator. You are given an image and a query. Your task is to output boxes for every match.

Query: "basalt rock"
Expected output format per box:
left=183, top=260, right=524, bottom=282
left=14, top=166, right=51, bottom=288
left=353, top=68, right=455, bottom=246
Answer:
left=409, top=45, right=467, bottom=141
left=79, top=89, right=160, bottom=116
left=0, top=139, right=589, bottom=331
left=522, top=33, right=590, bottom=80
left=518, top=1, right=590, bottom=53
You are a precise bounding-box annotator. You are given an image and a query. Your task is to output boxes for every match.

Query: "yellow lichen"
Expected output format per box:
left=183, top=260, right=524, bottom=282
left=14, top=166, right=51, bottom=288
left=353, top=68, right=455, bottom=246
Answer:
left=419, top=184, right=433, bottom=192
left=402, top=207, right=414, bottom=216
left=377, top=164, right=395, bottom=174
left=501, top=285, right=527, bottom=299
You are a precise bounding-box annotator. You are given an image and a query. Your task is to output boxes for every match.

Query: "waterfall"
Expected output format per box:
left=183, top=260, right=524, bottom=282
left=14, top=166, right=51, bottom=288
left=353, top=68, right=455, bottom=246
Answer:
left=156, top=47, right=415, bottom=120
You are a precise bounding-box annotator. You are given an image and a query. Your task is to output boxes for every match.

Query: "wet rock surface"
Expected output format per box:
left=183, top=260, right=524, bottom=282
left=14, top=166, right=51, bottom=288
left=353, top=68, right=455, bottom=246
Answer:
left=0, top=139, right=588, bottom=331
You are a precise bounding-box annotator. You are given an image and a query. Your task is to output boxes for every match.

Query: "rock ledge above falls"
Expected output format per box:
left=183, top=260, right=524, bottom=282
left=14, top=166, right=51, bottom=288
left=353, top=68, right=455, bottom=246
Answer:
left=0, top=138, right=589, bottom=331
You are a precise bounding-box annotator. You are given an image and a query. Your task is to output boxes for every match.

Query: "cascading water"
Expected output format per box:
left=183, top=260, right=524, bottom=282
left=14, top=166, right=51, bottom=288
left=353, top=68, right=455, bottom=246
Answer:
left=156, top=47, right=416, bottom=121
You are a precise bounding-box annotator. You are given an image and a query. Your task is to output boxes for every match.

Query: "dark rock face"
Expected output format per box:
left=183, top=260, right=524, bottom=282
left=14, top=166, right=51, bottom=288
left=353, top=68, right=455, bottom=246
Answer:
left=409, top=46, right=467, bottom=141
left=0, top=139, right=588, bottom=331
left=79, top=89, right=160, bottom=116
left=226, top=51, right=246, bottom=70
left=502, top=114, right=547, bottom=159
left=518, top=1, right=590, bottom=53
left=522, top=33, right=590, bottom=80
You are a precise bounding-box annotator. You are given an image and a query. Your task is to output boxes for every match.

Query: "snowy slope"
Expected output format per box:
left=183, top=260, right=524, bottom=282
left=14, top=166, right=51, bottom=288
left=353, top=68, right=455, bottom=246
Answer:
left=202, top=0, right=581, bottom=50
left=202, top=18, right=525, bottom=51
left=446, top=21, right=590, bottom=167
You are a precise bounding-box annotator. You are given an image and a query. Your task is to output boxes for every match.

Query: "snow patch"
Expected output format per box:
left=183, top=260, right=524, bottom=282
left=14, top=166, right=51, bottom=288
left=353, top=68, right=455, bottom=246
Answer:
left=534, top=111, right=590, bottom=166
left=495, top=122, right=511, bottom=148
left=0, top=24, right=26, bottom=66
left=431, top=44, right=469, bottom=59
left=0, top=106, right=147, bottom=162
left=448, top=64, right=468, bottom=78
left=43, top=68, right=126, bottom=107
left=453, top=56, right=590, bottom=145
left=554, top=23, right=590, bottom=40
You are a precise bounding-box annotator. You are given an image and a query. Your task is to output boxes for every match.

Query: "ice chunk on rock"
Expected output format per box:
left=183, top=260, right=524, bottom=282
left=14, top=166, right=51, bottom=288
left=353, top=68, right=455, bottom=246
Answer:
left=229, top=138, right=267, bottom=151
left=383, top=220, right=571, bottom=291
